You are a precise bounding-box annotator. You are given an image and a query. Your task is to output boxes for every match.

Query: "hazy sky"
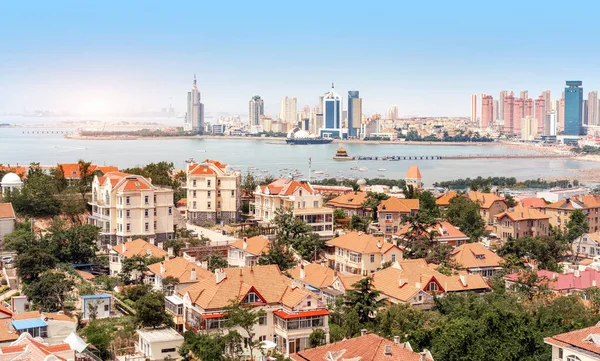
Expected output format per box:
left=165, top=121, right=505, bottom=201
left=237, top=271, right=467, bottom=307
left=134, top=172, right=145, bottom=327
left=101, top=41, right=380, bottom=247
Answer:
left=2, top=1, right=599, bottom=118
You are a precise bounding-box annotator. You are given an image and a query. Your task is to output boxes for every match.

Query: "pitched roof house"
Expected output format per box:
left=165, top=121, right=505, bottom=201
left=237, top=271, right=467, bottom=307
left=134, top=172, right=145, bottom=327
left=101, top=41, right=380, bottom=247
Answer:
left=449, top=243, right=504, bottom=277
left=227, top=236, right=270, bottom=267
left=544, top=324, right=600, bottom=361
left=147, top=257, right=212, bottom=293
left=109, top=239, right=168, bottom=277
left=394, top=221, right=469, bottom=247
left=377, top=198, right=420, bottom=236
left=326, top=191, right=371, bottom=217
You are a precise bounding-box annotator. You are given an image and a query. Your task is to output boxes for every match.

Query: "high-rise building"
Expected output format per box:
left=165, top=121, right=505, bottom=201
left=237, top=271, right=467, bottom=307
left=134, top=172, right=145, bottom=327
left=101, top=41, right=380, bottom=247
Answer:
left=514, top=97, right=525, bottom=134
left=545, top=111, right=557, bottom=136
left=503, top=92, right=515, bottom=134
left=557, top=98, right=565, bottom=132
left=279, top=96, right=297, bottom=123
left=493, top=100, right=499, bottom=122
left=186, top=75, right=204, bottom=132
left=470, top=94, right=477, bottom=123
left=387, top=105, right=398, bottom=120
left=588, top=91, right=598, bottom=126
left=319, top=83, right=342, bottom=138
left=543, top=90, right=551, bottom=114
left=481, top=94, right=494, bottom=129
left=535, top=95, right=545, bottom=134
left=583, top=100, right=589, bottom=125
left=520, top=90, right=529, bottom=100
left=348, top=91, right=361, bottom=137
left=525, top=98, right=533, bottom=118
left=248, top=96, right=264, bottom=126
left=521, top=116, right=537, bottom=141
left=564, top=81, right=583, bottom=136
left=499, top=90, right=507, bottom=121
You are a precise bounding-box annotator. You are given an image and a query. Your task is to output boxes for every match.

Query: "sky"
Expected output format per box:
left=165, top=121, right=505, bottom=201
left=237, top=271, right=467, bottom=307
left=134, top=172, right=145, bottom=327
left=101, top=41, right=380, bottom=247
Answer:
left=2, top=1, right=600, bottom=118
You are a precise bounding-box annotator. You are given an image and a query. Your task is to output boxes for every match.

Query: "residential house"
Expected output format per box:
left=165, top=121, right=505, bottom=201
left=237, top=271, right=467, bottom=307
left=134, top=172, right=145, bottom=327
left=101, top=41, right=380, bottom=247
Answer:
left=57, top=163, right=118, bottom=181
left=544, top=324, right=600, bottom=361
left=146, top=257, right=212, bottom=293
left=10, top=296, right=29, bottom=314
left=0, top=332, right=77, bottom=361
left=186, top=159, right=242, bottom=225
left=536, top=187, right=590, bottom=203
left=519, top=197, right=547, bottom=208
left=541, top=195, right=600, bottom=233
left=170, top=265, right=329, bottom=356
left=466, top=191, right=507, bottom=226
left=0, top=203, right=15, bottom=249
left=227, top=236, right=270, bottom=267
left=394, top=221, right=470, bottom=247
left=88, top=171, right=175, bottom=248
left=135, top=328, right=184, bottom=361
left=109, top=238, right=168, bottom=277
left=324, top=231, right=404, bottom=275
left=405, top=165, right=423, bottom=190
left=505, top=269, right=600, bottom=296
left=288, top=263, right=361, bottom=302
left=326, top=191, right=371, bottom=218
left=450, top=243, right=504, bottom=277
left=10, top=311, right=76, bottom=345
left=435, top=191, right=458, bottom=210
left=81, top=294, right=111, bottom=320
left=253, top=178, right=334, bottom=238
left=494, top=205, right=550, bottom=242
left=377, top=198, right=419, bottom=237
left=291, top=333, right=434, bottom=361
left=0, top=304, right=17, bottom=345
left=574, top=232, right=600, bottom=260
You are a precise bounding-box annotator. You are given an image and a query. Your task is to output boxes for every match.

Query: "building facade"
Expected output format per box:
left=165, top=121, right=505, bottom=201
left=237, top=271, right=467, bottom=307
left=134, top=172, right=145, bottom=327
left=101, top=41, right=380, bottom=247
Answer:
left=186, top=75, right=204, bottom=132
left=186, top=159, right=241, bottom=225
left=494, top=206, right=550, bottom=241
left=280, top=96, right=298, bottom=124
left=544, top=325, right=600, bottom=361
left=377, top=197, right=420, bottom=236
left=565, top=80, right=583, bottom=136
left=347, top=91, right=361, bottom=137
left=249, top=95, right=264, bottom=126
left=481, top=94, right=493, bottom=129
left=319, top=84, right=342, bottom=138
left=503, top=92, right=515, bottom=133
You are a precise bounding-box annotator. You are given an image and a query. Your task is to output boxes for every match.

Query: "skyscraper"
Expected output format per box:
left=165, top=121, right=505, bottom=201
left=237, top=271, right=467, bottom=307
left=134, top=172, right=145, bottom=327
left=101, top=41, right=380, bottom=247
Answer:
left=543, top=90, right=551, bottom=114
left=520, top=90, right=529, bottom=100
left=521, top=116, right=537, bottom=141
left=470, top=94, right=477, bottom=123
left=545, top=111, right=557, bottom=136
left=558, top=98, right=565, bottom=132
left=387, top=105, right=398, bottom=120
left=248, top=95, right=264, bottom=126
left=535, top=95, right=545, bottom=134
left=186, top=75, right=204, bottom=133
left=319, top=83, right=342, bottom=138
left=499, top=90, right=507, bottom=122
left=493, top=100, right=499, bottom=122
left=348, top=91, right=361, bottom=137
left=481, top=94, right=493, bottom=129
left=279, top=96, right=297, bottom=123
left=525, top=98, right=533, bottom=118
left=588, top=91, right=598, bottom=126
left=564, top=81, right=583, bottom=136
left=583, top=100, right=588, bottom=125
left=503, top=92, right=515, bottom=134
left=514, top=97, right=524, bottom=134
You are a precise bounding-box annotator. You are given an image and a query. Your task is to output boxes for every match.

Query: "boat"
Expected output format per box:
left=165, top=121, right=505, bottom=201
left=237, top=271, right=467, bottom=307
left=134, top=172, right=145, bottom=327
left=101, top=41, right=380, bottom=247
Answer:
left=358, top=167, right=368, bottom=172
left=350, top=166, right=359, bottom=170
left=314, top=171, right=324, bottom=174
left=286, top=137, right=333, bottom=144
left=185, top=157, right=196, bottom=163
left=333, top=147, right=352, bottom=160
left=378, top=168, right=387, bottom=171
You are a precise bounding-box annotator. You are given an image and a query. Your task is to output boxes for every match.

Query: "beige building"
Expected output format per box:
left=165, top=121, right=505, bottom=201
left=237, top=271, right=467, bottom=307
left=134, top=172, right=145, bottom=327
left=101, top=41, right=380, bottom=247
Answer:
left=544, top=325, right=600, bottom=361
left=146, top=257, right=213, bottom=294
left=405, top=165, right=423, bottom=190
left=109, top=238, right=168, bottom=277
left=253, top=179, right=334, bottom=238
left=88, top=172, right=175, bottom=248
left=377, top=197, right=419, bottom=237
left=324, top=231, right=404, bottom=276
left=466, top=191, right=507, bottom=226
left=135, top=328, right=184, bottom=361
left=494, top=206, right=550, bottom=242
left=227, top=236, right=270, bottom=267
left=541, top=195, right=600, bottom=233
left=186, top=159, right=241, bottom=225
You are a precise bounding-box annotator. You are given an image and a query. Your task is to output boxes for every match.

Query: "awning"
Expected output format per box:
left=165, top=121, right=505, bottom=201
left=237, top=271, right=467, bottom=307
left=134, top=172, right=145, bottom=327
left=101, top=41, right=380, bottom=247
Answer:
left=202, top=313, right=224, bottom=319
left=64, top=332, right=88, bottom=352
left=305, top=284, right=320, bottom=292
left=12, top=318, right=47, bottom=330
left=273, top=309, right=329, bottom=320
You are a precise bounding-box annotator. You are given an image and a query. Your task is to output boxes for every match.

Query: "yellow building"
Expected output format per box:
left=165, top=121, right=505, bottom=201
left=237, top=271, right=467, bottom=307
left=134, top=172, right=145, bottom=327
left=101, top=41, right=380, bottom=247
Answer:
left=186, top=159, right=241, bottom=225
left=466, top=191, right=507, bottom=226
left=541, top=195, right=600, bottom=233
left=494, top=206, right=550, bottom=242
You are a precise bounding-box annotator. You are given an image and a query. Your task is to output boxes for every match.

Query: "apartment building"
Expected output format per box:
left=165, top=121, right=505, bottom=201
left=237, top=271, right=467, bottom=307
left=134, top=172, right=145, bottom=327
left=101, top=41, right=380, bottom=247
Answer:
left=186, top=159, right=241, bottom=225
left=466, top=191, right=507, bottom=226
left=541, top=195, right=600, bottom=233
left=377, top=197, right=420, bottom=237
left=494, top=206, right=550, bottom=242
left=253, top=178, right=334, bottom=238
left=394, top=221, right=469, bottom=247
left=169, top=265, right=329, bottom=356
left=326, top=191, right=371, bottom=217
left=88, top=172, right=175, bottom=248
left=109, top=238, right=168, bottom=277
left=324, top=231, right=404, bottom=275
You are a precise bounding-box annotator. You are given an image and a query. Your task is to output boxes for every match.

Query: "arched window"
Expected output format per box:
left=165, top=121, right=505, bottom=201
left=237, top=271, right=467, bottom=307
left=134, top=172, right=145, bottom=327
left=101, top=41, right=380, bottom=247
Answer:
left=426, top=282, right=439, bottom=292
left=566, top=356, right=581, bottom=361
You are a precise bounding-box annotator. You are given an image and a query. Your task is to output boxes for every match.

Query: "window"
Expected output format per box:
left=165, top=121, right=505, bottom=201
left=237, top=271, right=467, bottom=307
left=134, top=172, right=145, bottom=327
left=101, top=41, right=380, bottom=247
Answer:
left=161, top=348, right=176, bottom=354
left=370, top=254, right=375, bottom=263
left=243, top=292, right=261, bottom=303
left=144, top=196, right=149, bottom=204
left=153, top=195, right=156, bottom=203
left=426, top=282, right=439, bottom=292
left=218, top=190, right=221, bottom=197
left=259, top=336, right=266, bottom=342
left=207, top=179, right=212, bottom=187
left=144, top=209, right=149, bottom=218
left=299, top=190, right=302, bottom=196
left=231, top=190, right=235, bottom=197
left=193, top=180, right=197, bottom=187
left=258, top=315, right=267, bottom=325
left=391, top=254, right=396, bottom=262
left=126, top=196, right=130, bottom=205
left=145, top=223, right=149, bottom=231
left=314, top=201, right=319, bottom=208
left=207, top=202, right=212, bottom=209
left=566, top=356, right=581, bottom=361
left=104, top=305, right=109, bottom=311
left=154, top=209, right=157, bottom=216
left=154, top=221, right=157, bottom=229
left=193, top=190, right=197, bottom=198
left=126, top=210, right=130, bottom=218
left=298, top=202, right=301, bottom=208
left=193, top=201, right=197, bottom=209
left=126, top=223, right=131, bottom=232
left=307, top=301, right=311, bottom=307
left=168, top=207, right=172, bottom=215
left=217, top=179, right=221, bottom=186
left=218, top=201, right=221, bottom=208
left=207, top=190, right=212, bottom=197
left=385, top=213, right=392, bottom=220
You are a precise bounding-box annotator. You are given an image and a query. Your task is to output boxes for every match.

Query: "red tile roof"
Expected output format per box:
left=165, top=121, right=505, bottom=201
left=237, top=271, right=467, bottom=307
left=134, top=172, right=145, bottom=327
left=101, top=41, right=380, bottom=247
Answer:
left=0, top=203, right=16, bottom=219
left=273, top=309, right=329, bottom=320
left=378, top=198, right=419, bottom=213
left=544, top=325, right=600, bottom=356
left=495, top=206, right=549, bottom=221
left=405, top=166, right=422, bottom=179
left=520, top=198, right=548, bottom=208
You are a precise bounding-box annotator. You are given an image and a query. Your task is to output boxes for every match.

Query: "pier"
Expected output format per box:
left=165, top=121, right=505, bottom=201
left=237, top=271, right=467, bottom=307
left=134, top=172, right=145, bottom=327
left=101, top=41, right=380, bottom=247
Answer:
left=21, top=130, right=70, bottom=134
left=340, top=154, right=573, bottom=161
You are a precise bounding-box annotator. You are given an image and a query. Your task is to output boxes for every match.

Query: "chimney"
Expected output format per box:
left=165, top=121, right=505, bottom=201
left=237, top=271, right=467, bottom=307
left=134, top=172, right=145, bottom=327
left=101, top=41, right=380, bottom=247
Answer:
left=360, top=329, right=367, bottom=336
left=146, top=249, right=152, bottom=256
left=377, top=239, right=382, bottom=249
left=191, top=268, right=197, bottom=281
left=160, top=262, right=165, bottom=274
left=593, top=279, right=597, bottom=287
left=168, top=247, right=174, bottom=257
left=358, top=231, right=364, bottom=236
left=383, top=345, right=392, bottom=356
left=459, top=274, right=467, bottom=287
left=243, top=237, right=248, bottom=250
left=419, top=352, right=427, bottom=361
left=393, top=336, right=400, bottom=344
left=398, top=278, right=407, bottom=287
left=575, top=269, right=581, bottom=278
left=215, top=268, right=226, bottom=283
left=300, top=264, right=305, bottom=279
left=157, top=241, right=164, bottom=250
left=121, top=243, right=126, bottom=253
left=415, top=282, right=422, bottom=289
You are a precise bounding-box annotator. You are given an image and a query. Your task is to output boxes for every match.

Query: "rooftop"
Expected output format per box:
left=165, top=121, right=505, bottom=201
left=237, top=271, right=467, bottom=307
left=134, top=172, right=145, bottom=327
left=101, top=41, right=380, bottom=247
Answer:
left=111, top=239, right=168, bottom=259
left=229, top=236, right=270, bottom=256
left=327, top=191, right=370, bottom=209
left=544, top=324, right=600, bottom=356
left=137, top=327, right=184, bottom=343
left=495, top=205, right=549, bottom=221
left=0, top=203, right=16, bottom=219
left=326, top=232, right=399, bottom=254
left=450, top=243, right=504, bottom=269
left=405, top=165, right=422, bottom=180
left=466, top=191, right=505, bottom=209
left=378, top=198, right=419, bottom=213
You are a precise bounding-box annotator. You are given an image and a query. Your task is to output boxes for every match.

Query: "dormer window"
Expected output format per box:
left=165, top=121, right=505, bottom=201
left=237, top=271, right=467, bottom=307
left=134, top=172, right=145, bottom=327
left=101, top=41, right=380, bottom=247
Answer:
left=243, top=292, right=261, bottom=304
left=475, top=254, right=485, bottom=260
left=426, top=282, right=439, bottom=292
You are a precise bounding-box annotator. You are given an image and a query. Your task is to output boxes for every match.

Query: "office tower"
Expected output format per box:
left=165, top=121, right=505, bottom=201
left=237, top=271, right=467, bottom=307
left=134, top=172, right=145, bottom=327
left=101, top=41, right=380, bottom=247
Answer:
left=493, top=100, right=499, bottom=122
left=524, top=98, right=533, bottom=118
left=319, top=83, right=342, bottom=138
left=545, top=111, right=557, bottom=136
left=514, top=97, right=525, bottom=134
left=564, top=81, right=583, bottom=136
left=348, top=91, right=361, bottom=137
left=279, top=96, right=297, bottom=123
left=186, top=75, right=204, bottom=132
left=535, top=95, right=545, bottom=134
left=248, top=95, right=264, bottom=126
left=499, top=90, right=507, bottom=122
left=543, top=90, right=551, bottom=113
left=503, top=92, right=515, bottom=133
left=481, top=94, right=494, bottom=129
left=521, top=116, right=537, bottom=141
left=583, top=100, right=589, bottom=125
left=470, top=94, right=477, bottom=123
left=588, top=91, right=598, bottom=126
left=387, top=104, right=398, bottom=120
left=520, top=90, right=529, bottom=100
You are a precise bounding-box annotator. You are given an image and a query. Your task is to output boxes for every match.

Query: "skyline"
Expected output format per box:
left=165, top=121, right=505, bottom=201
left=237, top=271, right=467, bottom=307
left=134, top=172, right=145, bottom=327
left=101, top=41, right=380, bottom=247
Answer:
left=4, top=1, right=600, bottom=117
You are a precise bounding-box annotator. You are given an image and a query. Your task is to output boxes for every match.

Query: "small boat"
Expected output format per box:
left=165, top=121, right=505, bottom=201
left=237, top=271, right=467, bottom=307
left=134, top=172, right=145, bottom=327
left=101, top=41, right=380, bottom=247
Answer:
left=314, top=171, right=324, bottom=174
left=358, top=167, right=368, bottom=172
left=185, top=157, right=196, bottom=163
left=350, top=166, right=359, bottom=170
left=378, top=168, right=387, bottom=171
left=196, top=150, right=207, bottom=153
left=261, top=169, right=268, bottom=172
left=249, top=166, right=258, bottom=170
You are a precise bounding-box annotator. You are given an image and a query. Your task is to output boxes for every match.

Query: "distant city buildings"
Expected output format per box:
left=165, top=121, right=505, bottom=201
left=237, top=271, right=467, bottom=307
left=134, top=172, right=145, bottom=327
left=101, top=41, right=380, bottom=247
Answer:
left=387, top=104, right=398, bottom=120
left=470, top=94, right=477, bottom=123
left=564, top=81, right=583, bottom=136
left=503, top=92, right=515, bottom=134
left=481, top=94, right=493, bottom=129
left=319, top=83, right=343, bottom=139
left=544, top=110, right=557, bottom=136
left=248, top=95, right=264, bottom=132
left=589, top=90, right=598, bottom=126
left=279, top=96, right=297, bottom=123
left=185, top=75, right=204, bottom=132
left=499, top=90, right=507, bottom=122
left=520, top=116, right=537, bottom=141
left=347, top=91, right=361, bottom=137
left=535, top=95, right=545, bottom=134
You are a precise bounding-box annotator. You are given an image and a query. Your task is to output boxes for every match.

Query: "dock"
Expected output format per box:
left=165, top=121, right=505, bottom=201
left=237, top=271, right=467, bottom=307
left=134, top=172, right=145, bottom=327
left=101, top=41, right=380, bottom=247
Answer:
left=344, top=154, right=573, bottom=161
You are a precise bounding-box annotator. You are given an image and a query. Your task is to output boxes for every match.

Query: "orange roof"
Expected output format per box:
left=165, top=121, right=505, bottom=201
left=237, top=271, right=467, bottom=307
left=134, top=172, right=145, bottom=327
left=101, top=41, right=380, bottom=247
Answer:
left=405, top=165, right=422, bottom=180
left=326, top=232, right=401, bottom=255
left=544, top=325, right=600, bottom=356
left=75, top=270, right=95, bottom=281
left=0, top=319, right=18, bottom=343
left=58, top=163, right=118, bottom=179
left=0, top=166, right=26, bottom=177
left=189, top=164, right=216, bottom=175
left=118, top=178, right=151, bottom=191
left=327, top=191, right=369, bottom=209
left=450, top=243, right=504, bottom=269
left=371, top=267, right=424, bottom=302
left=229, top=236, right=270, bottom=256
left=259, top=178, right=315, bottom=197
left=545, top=195, right=600, bottom=210
left=203, top=159, right=227, bottom=169
left=496, top=205, right=550, bottom=221
left=378, top=197, right=419, bottom=213
left=466, top=191, right=506, bottom=209
left=436, top=191, right=458, bottom=206
left=43, top=313, right=76, bottom=322
left=111, top=239, right=168, bottom=259
left=147, top=257, right=212, bottom=284
left=0, top=303, right=12, bottom=317
left=290, top=333, right=433, bottom=361
left=0, top=203, right=16, bottom=219
left=12, top=311, right=41, bottom=321
left=396, top=221, right=468, bottom=243
left=520, top=197, right=547, bottom=208
left=100, top=171, right=132, bottom=186
left=288, top=263, right=338, bottom=289
left=178, top=265, right=317, bottom=310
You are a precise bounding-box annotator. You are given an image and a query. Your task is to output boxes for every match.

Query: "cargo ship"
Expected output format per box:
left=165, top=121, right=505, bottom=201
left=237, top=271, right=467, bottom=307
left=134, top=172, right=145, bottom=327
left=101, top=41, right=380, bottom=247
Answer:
left=286, top=128, right=333, bottom=145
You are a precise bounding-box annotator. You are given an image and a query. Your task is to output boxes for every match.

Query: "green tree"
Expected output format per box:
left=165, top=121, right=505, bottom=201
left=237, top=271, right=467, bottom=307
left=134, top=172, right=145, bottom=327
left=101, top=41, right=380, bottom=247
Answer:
left=333, top=208, right=346, bottom=222
left=567, top=209, right=589, bottom=262
left=362, top=192, right=389, bottom=220
left=135, top=291, right=174, bottom=328
left=225, top=299, right=266, bottom=361
left=80, top=320, right=116, bottom=360
left=15, top=247, right=57, bottom=283
left=504, top=194, right=518, bottom=208
left=257, top=239, right=295, bottom=271
left=445, top=196, right=485, bottom=241
left=344, top=276, right=385, bottom=324
left=23, top=271, right=75, bottom=311
left=349, top=214, right=370, bottom=232
left=417, top=190, right=440, bottom=222
left=120, top=255, right=150, bottom=283
left=76, top=159, right=94, bottom=200
left=309, top=329, right=327, bottom=348
left=161, top=276, right=180, bottom=295
left=204, top=252, right=228, bottom=272
left=270, top=207, right=323, bottom=262
left=50, top=165, right=69, bottom=193
left=7, top=170, right=61, bottom=217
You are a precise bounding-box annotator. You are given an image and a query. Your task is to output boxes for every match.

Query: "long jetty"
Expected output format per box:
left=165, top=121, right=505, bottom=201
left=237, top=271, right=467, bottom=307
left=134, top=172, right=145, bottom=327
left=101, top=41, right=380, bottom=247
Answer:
left=343, top=154, right=573, bottom=161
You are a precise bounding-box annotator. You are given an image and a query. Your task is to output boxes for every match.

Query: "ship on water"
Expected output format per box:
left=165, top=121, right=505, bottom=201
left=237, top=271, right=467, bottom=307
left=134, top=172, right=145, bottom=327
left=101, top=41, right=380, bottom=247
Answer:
left=286, top=127, right=333, bottom=145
